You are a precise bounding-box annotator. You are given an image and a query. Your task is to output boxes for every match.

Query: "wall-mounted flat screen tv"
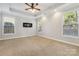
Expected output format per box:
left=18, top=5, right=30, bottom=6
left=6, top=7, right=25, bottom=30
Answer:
left=23, top=23, right=32, bottom=27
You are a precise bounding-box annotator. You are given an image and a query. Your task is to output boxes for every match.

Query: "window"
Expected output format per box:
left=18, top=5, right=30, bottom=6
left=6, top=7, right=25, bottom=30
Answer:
left=4, top=22, right=14, bottom=33
left=63, top=11, right=78, bottom=36
left=3, top=17, right=15, bottom=34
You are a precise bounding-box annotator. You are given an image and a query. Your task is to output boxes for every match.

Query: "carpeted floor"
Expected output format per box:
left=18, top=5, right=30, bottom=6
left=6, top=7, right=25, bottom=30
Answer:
left=0, top=36, right=79, bottom=56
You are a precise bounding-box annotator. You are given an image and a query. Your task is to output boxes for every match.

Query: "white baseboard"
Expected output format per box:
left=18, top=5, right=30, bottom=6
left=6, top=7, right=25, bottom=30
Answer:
left=1, top=34, right=36, bottom=40
left=38, top=34, right=79, bottom=47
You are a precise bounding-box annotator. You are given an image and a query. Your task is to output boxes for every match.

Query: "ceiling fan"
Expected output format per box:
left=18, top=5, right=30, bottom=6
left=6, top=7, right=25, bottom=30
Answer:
left=25, top=3, right=40, bottom=12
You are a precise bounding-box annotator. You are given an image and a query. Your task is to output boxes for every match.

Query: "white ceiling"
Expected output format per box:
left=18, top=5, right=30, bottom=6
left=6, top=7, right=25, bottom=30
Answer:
left=10, top=3, right=54, bottom=13
left=0, top=3, right=65, bottom=17
left=10, top=3, right=65, bottom=16
left=11, top=3, right=53, bottom=13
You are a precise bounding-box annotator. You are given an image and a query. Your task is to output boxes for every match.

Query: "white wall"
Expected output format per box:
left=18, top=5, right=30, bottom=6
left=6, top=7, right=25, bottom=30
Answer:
left=37, top=11, right=63, bottom=38
left=0, top=4, right=36, bottom=40
left=0, top=7, right=2, bottom=39
left=0, top=13, right=2, bottom=39
left=37, top=4, right=79, bottom=46
left=2, top=15, right=36, bottom=39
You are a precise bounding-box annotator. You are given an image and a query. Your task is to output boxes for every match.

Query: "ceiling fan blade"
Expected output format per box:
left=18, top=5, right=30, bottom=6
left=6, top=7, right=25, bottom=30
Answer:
left=25, top=8, right=31, bottom=10
left=36, top=3, right=38, bottom=5
left=34, top=8, right=40, bottom=11
left=25, top=3, right=31, bottom=7
left=34, top=3, right=39, bottom=7
left=31, top=3, right=34, bottom=8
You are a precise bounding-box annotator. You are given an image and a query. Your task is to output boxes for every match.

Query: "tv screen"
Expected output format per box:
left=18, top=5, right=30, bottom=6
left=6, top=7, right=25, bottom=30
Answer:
left=23, top=23, right=32, bottom=27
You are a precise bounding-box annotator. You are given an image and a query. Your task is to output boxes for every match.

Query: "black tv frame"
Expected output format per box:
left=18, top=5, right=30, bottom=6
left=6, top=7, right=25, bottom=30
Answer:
left=23, top=23, right=32, bottom=28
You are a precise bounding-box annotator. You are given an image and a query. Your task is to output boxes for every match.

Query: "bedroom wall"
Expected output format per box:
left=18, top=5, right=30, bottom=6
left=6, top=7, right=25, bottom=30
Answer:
left=0, top=13, right=1, bottom=39
left=37, top=4, right=79, bottom=46
left=0, top=4, right=36, bottom=40
left=0, top=7, right=2, bottom=39
left=1, top=15, right=36, bottom=39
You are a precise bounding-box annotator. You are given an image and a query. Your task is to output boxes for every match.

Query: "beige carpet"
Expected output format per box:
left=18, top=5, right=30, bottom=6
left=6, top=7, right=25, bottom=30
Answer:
left=0, top=36, right=79, bottom=56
